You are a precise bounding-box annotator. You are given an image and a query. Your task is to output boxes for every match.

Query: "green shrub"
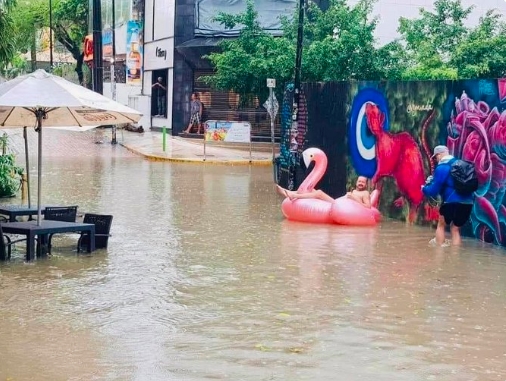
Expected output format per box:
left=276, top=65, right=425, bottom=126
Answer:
left=0, top=134, right=23, bottom=198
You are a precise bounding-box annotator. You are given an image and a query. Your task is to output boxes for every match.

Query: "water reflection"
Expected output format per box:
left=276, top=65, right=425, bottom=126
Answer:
left=1, top=152, right=506, bottom=380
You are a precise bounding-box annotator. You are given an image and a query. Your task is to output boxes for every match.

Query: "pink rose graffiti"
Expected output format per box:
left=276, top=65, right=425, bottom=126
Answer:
left=447, top=88, right=506, bottom=244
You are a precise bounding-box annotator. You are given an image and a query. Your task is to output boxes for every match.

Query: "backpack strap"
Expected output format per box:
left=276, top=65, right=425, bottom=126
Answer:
left=441, top=158, right=457, bottom=199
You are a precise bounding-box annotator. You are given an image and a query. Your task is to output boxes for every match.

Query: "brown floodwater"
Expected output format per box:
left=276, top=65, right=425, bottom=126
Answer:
left=1, top=134, right=506, bottom=380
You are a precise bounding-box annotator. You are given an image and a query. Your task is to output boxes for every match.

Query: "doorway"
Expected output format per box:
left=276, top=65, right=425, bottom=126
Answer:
left=151, top=69, right=168, bottom=118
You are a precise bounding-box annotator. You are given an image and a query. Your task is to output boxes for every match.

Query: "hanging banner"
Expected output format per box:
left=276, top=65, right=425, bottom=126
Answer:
left=203, top=120, right=252, bottom=162
left=126, top=20, right=143, bottom=85
left=83, top=35, right=93, bottom=62
left=204, top=120, right=251, bottom=143
left=102, top=28, right=113, bottom=58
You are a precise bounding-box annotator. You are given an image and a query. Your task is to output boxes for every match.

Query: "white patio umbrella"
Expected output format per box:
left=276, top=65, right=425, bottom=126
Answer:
left=0, top=69, right=142, bottom=225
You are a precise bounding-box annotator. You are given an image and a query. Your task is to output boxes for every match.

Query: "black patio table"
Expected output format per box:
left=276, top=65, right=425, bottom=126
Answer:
left=0, top=205, right=54, bottom=222
left=1, top=220, right=95, bottom=261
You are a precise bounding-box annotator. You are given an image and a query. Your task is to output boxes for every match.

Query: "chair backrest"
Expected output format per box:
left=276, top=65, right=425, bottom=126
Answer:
left=83, top=213, right=113, bottom=235
left=0, top=224, right=8, bottom=260
left=44, top=206, right=78, bottom=222
left=82, top=213, right=113, bottom=249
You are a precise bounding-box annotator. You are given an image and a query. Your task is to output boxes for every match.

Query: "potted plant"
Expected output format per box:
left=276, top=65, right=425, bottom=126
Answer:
left=0, top=133, right=24, bottom=198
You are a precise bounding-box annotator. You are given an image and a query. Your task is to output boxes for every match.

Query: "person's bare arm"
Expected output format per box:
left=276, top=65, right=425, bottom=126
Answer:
left=199, top=101, right=203, bottom=117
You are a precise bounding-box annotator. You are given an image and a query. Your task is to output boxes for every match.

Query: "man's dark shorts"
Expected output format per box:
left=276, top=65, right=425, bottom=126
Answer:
left=439, top=203, right=473, bottom=227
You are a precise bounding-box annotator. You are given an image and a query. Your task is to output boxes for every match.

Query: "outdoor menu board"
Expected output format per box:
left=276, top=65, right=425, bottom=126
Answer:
left=204, top=121, right=251, bottom=143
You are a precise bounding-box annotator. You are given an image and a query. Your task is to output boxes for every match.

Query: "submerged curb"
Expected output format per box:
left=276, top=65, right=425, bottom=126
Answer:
left=121, top=144, right=273, bottom=166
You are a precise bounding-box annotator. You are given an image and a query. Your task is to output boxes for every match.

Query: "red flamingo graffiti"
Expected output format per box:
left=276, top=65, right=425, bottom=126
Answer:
left=365, top=103, right=426, bottom=223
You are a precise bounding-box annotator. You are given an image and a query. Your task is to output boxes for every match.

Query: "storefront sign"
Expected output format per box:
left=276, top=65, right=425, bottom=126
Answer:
left=74, top=110, right=119, bottom=122
left=204, top=121, right=251, bottom=143
left=144, top=39, right=174, bottom=71
left=156, top=47, right=167, bottom=60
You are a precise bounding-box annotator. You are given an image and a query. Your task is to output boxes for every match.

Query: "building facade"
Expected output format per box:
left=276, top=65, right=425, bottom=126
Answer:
left=143, top=0, right=175, bottom=129
left=91, top=0, right=506, bottom=133
left=172, top=0, right=329, bottom=137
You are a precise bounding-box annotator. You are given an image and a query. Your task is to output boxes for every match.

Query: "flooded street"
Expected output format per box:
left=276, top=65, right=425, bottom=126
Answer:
left=1, top=134, right=506, bottom=380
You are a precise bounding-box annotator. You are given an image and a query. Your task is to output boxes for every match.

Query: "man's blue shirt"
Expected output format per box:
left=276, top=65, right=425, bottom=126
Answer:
left=422, top=155, right=474, bottom=204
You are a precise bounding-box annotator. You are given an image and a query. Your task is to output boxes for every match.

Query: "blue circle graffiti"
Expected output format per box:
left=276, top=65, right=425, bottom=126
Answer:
left=349, top=88, right=390, bottom=178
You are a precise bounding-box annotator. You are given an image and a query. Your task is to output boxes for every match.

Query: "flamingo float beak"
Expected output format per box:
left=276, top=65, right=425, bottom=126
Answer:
left=303, top=147, right=321, bottom=168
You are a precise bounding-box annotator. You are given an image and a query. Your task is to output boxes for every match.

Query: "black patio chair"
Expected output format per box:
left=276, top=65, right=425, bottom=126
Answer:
left=0, top=223, right=27, bottom=260
left=44, top=206, right=78, bottom=222
left=44, top=206, right=78, bottom=253
left=77, top=213, right=113, bottom=252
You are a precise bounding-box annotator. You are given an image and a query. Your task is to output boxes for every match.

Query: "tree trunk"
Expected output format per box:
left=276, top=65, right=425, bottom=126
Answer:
left=53, top=24, right=84, bottom=84
left=30, top=28, right=37, bottom=72
left=75, top=52, right=84, bottom=85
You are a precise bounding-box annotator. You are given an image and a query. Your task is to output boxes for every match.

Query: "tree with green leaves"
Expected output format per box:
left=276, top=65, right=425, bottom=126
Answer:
left=11, top=0, right=88, bottom=84
left=204, top=0, right=386, bottom=102
left=0, top=0, right=16, bottom=69
left=10, top=0, right=46, bottom=72
left=52, top=0, right=88, bottom=84
left=397, top=0, right=506, bottom=79
left=451, top=9, right=506, bottom=79
left=205, top=0, right=506, bottom=89
left=397, top=0, right=472, bottom=79
left=283, top=0, right=383, bottom=81
left=203, top=0, right=294, bottom=105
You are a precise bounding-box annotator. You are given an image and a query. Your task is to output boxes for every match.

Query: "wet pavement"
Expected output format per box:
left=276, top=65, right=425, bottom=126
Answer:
left=2, top=127, right=275, bottom=165
left=0, top=127, right=506, bottom=381
left=120, top=129, right=274, bottom=165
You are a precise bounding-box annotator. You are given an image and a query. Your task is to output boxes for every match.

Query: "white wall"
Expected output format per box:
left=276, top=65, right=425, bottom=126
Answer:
left=144, top=39, right=174, bottom=70
left=144, top=0, right=175, bottom=42
left=142, top=0, right=175, bottom=129
left=154, top=0, right=175, bottom=40
left=114, top=23, right=128, bottom=56
left=144, top=0, right=154, bottom=42
left=103, top=83, right=141, bottom=106
left=347, top=0, right=506, bottom=45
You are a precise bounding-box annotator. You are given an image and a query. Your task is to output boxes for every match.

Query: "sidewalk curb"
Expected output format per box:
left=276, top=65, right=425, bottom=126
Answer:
left=121, top=143, right=273, bottom=166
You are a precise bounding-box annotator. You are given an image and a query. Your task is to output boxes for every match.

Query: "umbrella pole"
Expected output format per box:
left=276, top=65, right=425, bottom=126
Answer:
left=36, top=115, right=42, bottom=226
left=23, top=127, right=31, bottom=208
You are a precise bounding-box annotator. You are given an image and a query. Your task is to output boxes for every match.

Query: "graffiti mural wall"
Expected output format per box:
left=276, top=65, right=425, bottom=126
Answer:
left=278, top=78, right=506, bottom=246
left=348, top=81, right=448, bottom=225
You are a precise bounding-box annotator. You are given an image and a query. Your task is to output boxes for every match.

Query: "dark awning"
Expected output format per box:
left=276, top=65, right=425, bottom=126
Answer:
left=175, top=38, right=227, bottom=69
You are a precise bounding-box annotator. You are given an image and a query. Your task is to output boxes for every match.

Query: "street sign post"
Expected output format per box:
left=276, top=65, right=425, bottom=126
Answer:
left=264, top=78, right=279, bottom=162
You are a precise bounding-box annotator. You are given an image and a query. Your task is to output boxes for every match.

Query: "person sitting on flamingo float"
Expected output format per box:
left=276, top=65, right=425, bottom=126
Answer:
left=276, top=147, right=381, bottom=226
left=276, top=176, right=371, bottom=208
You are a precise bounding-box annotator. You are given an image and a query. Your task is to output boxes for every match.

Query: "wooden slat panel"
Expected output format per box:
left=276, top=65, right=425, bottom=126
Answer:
left=193, top=70, right=280, bottom=140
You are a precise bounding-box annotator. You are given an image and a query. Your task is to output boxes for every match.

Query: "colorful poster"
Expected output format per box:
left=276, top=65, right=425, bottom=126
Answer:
left=83, top=35, right=93, bottom=62
left=204, top=121, right=251, bottom=143
left=125, top=20, right=143, bottom=85
left=102, top=28, right=113, bottom=58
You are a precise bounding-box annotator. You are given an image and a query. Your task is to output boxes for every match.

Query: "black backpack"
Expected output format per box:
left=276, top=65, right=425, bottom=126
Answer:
left=447, top=158, right=478, bottom=195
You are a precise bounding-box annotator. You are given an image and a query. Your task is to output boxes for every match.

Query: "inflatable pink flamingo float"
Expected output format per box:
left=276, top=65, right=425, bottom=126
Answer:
left=280, top=148, right=381, bottom=226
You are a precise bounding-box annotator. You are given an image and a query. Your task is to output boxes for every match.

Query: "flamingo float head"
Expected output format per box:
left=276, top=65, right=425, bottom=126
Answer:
left=302, top=147, right=327, bottom=169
